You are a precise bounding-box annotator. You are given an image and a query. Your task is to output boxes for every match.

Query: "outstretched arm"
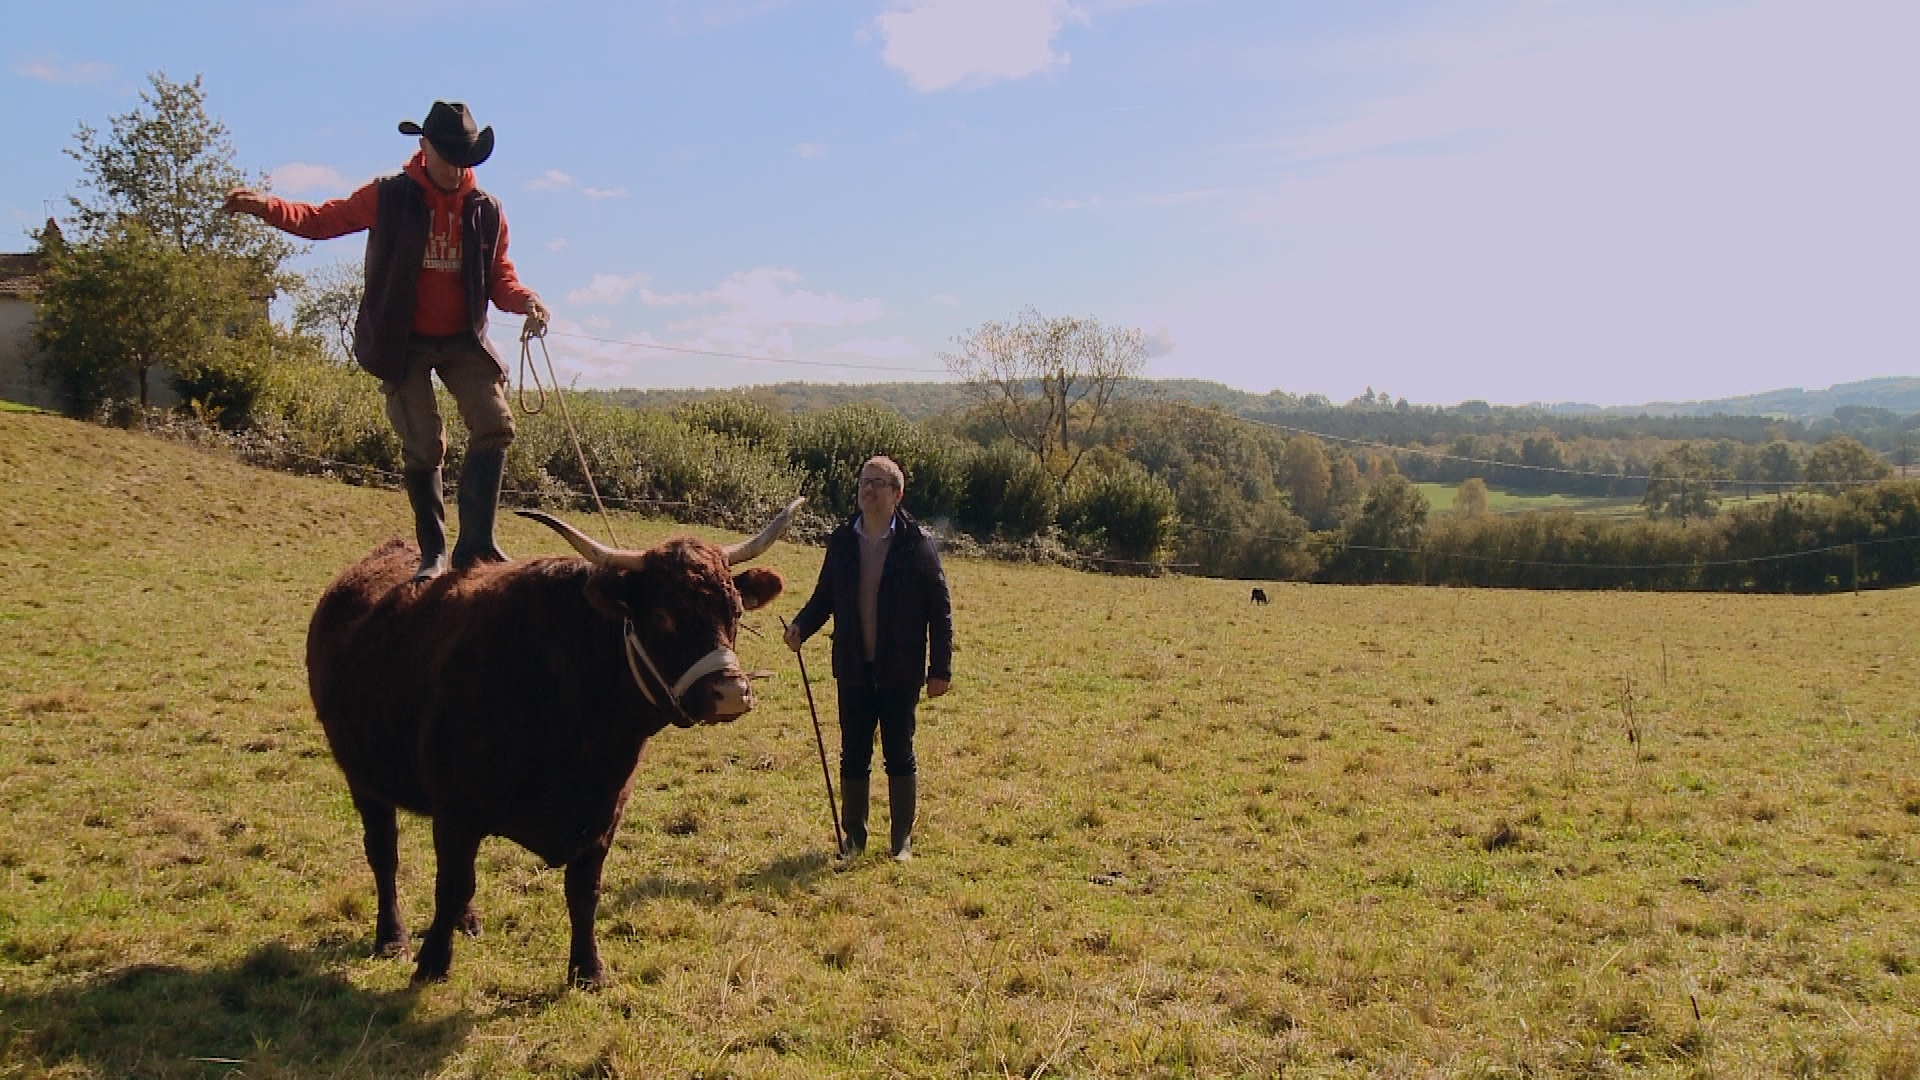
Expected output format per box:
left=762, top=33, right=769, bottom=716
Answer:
left=223, top=181, right=379, bottom=241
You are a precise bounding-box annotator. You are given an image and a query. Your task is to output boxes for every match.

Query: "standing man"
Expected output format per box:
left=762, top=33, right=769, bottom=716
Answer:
left=223, top=101, right=551, bottom=581
left=785, top=456, right=953, bottom=861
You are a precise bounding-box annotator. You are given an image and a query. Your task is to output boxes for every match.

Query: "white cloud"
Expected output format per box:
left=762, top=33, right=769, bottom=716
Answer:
left=565, top=266, right=888, bottom=362
left=547, top=237, right=569, bottom=252
left=875, top=0, right=1081, bottom=92
left=269, top=163, right=349, bottom=196
left=567, top=272, right=653, bottom=307
left=12, top=56, right=112, bottom=85
left=525, top=169, right=627, bottom=199
left=930, top=294, right=960, bottom=307
left=793, top=142, right=830, bottom=160
left=832, top=336, right=919, bottom=360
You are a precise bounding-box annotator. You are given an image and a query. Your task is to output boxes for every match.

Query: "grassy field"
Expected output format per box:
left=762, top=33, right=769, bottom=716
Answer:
left=1412, top=482, right=1782, bottom=520
left=2, top=410, right=1917, bottom=1078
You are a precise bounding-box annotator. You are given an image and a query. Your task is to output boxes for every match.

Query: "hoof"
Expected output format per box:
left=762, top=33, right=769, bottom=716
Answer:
left=458, top=907, right=482, bottom=938
left=411, top=944, right=452, bottom=984
left=568, top=964, right=605, bottom=991
left=373, top=936, right=410, bottom=959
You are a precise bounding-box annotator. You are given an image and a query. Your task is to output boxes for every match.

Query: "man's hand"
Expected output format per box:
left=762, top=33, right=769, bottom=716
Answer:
left=782, top=623, right=803, bottom=653
left=222, top=188, right=270, bottom=217
left=926, top=677, right=951, bottom=699
left=523, top=296, right=551, bottom=339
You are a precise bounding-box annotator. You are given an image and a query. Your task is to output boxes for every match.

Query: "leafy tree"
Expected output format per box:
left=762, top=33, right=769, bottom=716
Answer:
left=1453, top=477, right=1491, bottom=516
left=66, top=71, right=294, bottom=274
left=1280, top=436, right=1332, bottom=526
left=1642, top=443, right=1722, bottom=521
left=39, top=70, right=289, bottom=419
left=1804, top=436, right=1891, bottom=487
left=1750, top=441, right=1801, bottom=485
left=1327, top=474, right=1429, bottom=582
left=291, top=258, right=364, bottom=362
left=33, top=219, right=255, bottom=412
left=1326, top=450, right=1365, bottom=525
left=942, top=307, right=1147, bottom=487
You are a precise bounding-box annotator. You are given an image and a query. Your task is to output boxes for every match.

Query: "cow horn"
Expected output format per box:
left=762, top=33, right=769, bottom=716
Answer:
left=722, top=496, right=806, bottom=566
left=514, top=510, right=650, bottom=570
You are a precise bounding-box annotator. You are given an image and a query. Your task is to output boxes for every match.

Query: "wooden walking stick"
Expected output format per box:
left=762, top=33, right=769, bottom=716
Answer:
left=781, top=617, right=844, bottom=853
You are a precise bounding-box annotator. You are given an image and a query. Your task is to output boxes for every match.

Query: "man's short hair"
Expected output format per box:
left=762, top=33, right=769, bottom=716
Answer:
left=861, top=455, right=905, bottom=492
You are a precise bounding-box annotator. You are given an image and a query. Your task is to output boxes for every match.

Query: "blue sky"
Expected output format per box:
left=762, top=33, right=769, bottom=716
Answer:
left=6, top=0, right=1916, bottom=405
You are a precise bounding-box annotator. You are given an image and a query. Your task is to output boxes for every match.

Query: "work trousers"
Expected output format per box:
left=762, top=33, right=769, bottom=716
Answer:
left=382, top=333, right=516, bottom=472
left=838, top=673, right=920, bottom=781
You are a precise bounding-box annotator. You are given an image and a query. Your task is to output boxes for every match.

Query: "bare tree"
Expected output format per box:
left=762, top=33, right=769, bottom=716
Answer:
left=941, top=307, right=1147, bottom=486
left=292, top=258, right=364, bottom=361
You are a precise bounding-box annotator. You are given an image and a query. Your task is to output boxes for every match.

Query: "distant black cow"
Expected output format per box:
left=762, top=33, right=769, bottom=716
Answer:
left=1250, top=588, right=1270, bottom=604
left=306, top=499, right=802, bottom=987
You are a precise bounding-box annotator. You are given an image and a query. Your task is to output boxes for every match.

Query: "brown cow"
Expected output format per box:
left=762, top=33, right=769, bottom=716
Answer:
left=306, top=499, right=802, bottom=987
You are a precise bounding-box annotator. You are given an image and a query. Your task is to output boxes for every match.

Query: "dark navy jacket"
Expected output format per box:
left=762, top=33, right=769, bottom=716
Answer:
left=791, top=508, right=953, bottom=689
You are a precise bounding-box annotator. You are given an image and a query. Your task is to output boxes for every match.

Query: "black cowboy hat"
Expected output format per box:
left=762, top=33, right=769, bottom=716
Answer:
left=398, top=101, right=494, bottom=168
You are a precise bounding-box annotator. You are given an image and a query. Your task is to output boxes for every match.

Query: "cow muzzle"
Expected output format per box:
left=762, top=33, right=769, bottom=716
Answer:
left=623, top=620, right=751, bottom=728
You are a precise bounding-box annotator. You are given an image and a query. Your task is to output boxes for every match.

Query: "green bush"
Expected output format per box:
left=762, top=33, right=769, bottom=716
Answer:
left=1058, top=460, right=1178, bottom=564
left=958, top=442, right=1056, bottom=540
left=786, top=403, right=964, bottom=521
left=672, top=394, right=788, bottom=456
left=168, top=325, right=317, bottom=429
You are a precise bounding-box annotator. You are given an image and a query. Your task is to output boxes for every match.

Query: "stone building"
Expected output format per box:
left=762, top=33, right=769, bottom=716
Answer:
left=0, top=239, right=55, bottom=409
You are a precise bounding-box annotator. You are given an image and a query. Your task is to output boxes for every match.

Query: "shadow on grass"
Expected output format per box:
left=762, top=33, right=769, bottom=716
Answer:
left=0, top=942, right=469, bottom=1079
left=606, top=850, right=832, bottom=911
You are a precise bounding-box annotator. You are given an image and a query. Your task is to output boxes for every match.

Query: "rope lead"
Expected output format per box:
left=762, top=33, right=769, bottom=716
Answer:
left=518, top=322, right=621, bottom=548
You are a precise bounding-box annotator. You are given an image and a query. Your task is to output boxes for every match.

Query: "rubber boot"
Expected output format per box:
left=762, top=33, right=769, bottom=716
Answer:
left=450, top=444, right=509, bottom=571
left=403, top=467, right=448, bottom=582
left=839, top=772, right=869, bottom=858
left=888, top=773, right=917, bottom=861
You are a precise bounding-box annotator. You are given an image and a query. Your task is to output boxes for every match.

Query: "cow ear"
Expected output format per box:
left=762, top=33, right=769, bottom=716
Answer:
left=584, top=567, right=633, bottom=620
left=733, top=568, right=784, bottom=612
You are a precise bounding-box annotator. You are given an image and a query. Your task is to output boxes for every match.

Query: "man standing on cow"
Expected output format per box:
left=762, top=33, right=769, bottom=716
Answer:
left=784, top=456, right=953, bottom=861
left=223, top=101, right=551, bottom=582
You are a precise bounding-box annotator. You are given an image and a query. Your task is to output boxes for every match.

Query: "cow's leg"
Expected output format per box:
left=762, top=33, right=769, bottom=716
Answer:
left=563, top=840, right=611, bottom=989
left=351, top=791, right=407, bottom=957
left=412, top=817, right=482, bottom=984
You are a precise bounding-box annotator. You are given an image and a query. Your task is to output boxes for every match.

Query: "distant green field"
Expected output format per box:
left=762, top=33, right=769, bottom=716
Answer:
left=3, top=412, right=1917, bottom=1077
left=1413, top=481, right=1780, bottom=520
left=1412, top=481, right=1644, bottom=518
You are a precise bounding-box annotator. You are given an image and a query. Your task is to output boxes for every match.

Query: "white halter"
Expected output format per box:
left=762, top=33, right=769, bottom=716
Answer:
left=622, top=618, right=739, bottom=724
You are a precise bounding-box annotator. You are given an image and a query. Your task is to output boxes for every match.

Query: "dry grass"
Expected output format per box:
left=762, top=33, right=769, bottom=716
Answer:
left=1, top=410, right=1916, bottom=1078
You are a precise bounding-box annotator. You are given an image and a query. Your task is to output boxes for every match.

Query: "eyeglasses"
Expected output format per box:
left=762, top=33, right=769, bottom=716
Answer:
left=857, top=476, right=896, bottom=489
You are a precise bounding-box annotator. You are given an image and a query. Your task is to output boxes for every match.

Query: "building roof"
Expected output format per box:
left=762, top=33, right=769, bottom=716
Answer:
left=0, top=251, right=42, bottom=299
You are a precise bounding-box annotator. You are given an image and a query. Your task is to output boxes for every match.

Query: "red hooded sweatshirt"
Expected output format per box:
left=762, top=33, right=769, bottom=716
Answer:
left=259, top=153, right=537, bottom=337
